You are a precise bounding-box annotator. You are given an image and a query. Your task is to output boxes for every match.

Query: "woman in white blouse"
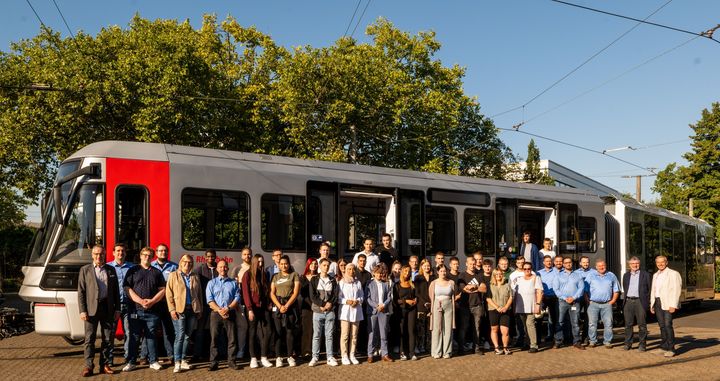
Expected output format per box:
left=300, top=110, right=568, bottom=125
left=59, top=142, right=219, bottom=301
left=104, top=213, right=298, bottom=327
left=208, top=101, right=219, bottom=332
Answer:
left=338, top=263, right=364, bottom=365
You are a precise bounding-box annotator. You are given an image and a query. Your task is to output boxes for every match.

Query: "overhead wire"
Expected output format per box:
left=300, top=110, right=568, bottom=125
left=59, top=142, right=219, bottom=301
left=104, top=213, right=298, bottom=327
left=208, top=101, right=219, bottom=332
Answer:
left=51, top=0, right=75, bottom=39
left=491, top=0, right=674, bottom=119
left=350, top=0, right=372, bottom=39
left=343, top=0, right=363, bottom=37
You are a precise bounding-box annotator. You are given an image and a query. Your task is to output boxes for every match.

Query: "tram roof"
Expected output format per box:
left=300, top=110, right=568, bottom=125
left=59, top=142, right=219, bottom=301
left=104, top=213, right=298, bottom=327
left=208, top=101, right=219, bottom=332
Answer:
left=70, top=140, right=607, bottom=201
left=616, top=198, right=711, bottom=228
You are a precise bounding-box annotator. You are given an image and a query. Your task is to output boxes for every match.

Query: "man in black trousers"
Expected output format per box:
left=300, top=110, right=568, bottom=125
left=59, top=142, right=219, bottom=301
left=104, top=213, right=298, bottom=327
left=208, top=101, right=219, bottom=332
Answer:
left=622, top=256, right=651, bottom=351
left=78, top=245, right=121, bottom=377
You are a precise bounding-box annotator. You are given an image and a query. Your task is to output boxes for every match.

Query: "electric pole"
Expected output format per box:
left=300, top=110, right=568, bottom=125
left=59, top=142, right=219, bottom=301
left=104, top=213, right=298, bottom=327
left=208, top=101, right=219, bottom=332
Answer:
left=621, top=173, right=657, bottom=202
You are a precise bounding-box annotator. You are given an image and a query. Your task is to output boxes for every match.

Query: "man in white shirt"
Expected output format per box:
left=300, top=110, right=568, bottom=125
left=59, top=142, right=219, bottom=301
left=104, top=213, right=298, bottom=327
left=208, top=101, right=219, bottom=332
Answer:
left=352, top=238, right=379, bottom=273
left=539, top=238, right=556, bottom=259
left=650, top=255, right=682, bottom=358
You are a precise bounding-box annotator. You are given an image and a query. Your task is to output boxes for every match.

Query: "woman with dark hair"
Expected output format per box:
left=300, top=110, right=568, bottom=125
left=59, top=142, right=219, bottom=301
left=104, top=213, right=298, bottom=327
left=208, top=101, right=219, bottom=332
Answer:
left=393, top=265, right=417, bottom=361
left=243, top=254, right=273, bottom=368
left=429, top=264, right=456, bottom=359
left=270, top=255, right=301, bottom=367
left=414, top=259, right=435, bottom=354
left=299, top=258, right=318, bottom=359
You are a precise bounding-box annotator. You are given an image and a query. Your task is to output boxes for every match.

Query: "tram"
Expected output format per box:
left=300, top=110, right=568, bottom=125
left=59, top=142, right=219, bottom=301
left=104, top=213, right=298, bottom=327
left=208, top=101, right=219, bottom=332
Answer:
left=19, top=141, right=714, bottom=341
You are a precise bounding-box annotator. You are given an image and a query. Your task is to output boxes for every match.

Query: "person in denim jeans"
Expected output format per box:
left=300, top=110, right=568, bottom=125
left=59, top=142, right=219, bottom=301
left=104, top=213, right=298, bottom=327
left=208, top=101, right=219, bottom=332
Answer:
left=308, top=259, right=339, bottom=367
left=586, top=260, right=620, bottom=348
left=122, top=247, right=167, bottom=372
left=165, top=254, right=202, bottom=373
left=551, top=256, right=585, bottom=350
left=106, top=243, right=135, bottom=365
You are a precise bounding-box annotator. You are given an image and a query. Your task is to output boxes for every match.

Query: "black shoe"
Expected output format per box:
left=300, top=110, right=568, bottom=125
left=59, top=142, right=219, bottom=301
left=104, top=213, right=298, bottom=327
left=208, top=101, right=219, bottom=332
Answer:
left=623, top=345, right=631, bottom=351
left=228, top=362, right=239, bottom=370
left=528, top=348, right=538, bottom=353
left=553, top=343, right=562, bottom=349
left=573, top=343, right=586, bottom=350
left=208, top=362, right=219, bottom=371
left=638, top=346, right=646, bottom=352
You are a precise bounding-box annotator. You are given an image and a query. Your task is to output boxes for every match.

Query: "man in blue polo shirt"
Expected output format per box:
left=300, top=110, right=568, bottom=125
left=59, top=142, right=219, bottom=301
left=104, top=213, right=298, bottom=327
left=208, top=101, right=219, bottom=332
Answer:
left=122, top=247, right=166, bottom=372
left=206, top=260, right=241, bottom=371
left=552, top=256, right=585, bottom=350
left=573, top=256, right=597, bottom=346
left=107, top=243, right=135, bottom=365
left=146, top=243, right=178, bottom=364
left=586, top=260, right=620, bottom=348
left=538, top=255, right=559, bottom=343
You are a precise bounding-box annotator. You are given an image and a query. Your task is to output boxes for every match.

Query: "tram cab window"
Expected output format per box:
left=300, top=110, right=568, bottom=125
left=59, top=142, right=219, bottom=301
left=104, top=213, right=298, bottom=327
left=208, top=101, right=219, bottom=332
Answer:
left=181, top=188, right=249, bottom=250
left=464, top=209, right=494, bottom=256
left=578, top=217, right=596, bottom=253
left=426, top=206, right=456, bottom=256
left=558, top=204, right=578, bottom=258
left=261, top=194, right=305, bottom=252
left=116, top=186, right=147, bottom=263
left=51, top=184, right=104, bottom=264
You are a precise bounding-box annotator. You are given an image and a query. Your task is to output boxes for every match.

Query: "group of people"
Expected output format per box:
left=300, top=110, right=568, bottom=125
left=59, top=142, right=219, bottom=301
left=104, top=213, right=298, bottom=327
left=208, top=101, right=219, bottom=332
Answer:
left=77, top=231, right=683, bottom=376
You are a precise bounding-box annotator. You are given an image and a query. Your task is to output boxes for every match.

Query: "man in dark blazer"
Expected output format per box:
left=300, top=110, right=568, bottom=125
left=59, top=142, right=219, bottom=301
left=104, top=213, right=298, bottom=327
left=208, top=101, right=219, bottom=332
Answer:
left=78, top=245, right=121, bottom=377
left=622, top=256, right=651, bottom=351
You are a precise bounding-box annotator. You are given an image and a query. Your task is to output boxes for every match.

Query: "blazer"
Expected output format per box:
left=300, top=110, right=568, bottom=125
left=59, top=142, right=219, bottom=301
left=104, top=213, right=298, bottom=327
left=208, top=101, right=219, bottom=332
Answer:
left=365, top=279, right=393, bottom=316
left=622, top=269, right=651, bottom=311
left=166, top=270, right=203, bottom=314
left=520, top=242, right=543, bottom=272
left=78, top=263, right=120, bottom=317
left=650, top=268, right=682, bottom=311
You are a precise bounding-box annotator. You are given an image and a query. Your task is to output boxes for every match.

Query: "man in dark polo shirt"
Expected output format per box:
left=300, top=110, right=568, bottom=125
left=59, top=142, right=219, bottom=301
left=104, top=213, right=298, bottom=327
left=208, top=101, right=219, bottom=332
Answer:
left=122, top=246, right=166, bottom=372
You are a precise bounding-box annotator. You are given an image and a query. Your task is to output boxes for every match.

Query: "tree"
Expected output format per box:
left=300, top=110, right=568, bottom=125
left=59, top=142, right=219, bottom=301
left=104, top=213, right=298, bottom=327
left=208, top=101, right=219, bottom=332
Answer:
left=0, top=16, right=512, bottom=220
left=522, top=139, right=554, bottom=185
left=653, top=102, right=720, bottom=238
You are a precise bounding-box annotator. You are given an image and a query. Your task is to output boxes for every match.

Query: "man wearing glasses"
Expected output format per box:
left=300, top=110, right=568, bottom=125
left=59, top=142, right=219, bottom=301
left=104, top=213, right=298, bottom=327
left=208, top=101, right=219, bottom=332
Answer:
left=193, top=249, right=219, bottom=361
left=512, top=263, right=543, bottom=353
left=552, top=257, right=585, bottom=350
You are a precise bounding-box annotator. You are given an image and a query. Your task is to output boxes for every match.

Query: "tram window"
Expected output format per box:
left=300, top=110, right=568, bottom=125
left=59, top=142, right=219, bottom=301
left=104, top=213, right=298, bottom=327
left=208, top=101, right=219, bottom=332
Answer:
left=628, top=221, right=643, bottom=262
left=578, top=217, right=596, bottom=253
left=496, top=199, right=517, bottom=258
left=685, top=224, right=697, bottom=287
left=644, top=215, right=659, bottom=272
left=672, top=230, right=683, bottom=262
left=261, top=194, right=305, bottom=252
left=661, top=229, right=673, bottom=261
left=558, top=204, right=578, bottom=256
left=51, top=184, right=104, bottom=264
left=426, top=206, right=456, bottom=256
left=181, top=188, right=249, bottom=250
left=464, top=209, right=494, bottom=256
left=116, top=186, right=147, bottom=262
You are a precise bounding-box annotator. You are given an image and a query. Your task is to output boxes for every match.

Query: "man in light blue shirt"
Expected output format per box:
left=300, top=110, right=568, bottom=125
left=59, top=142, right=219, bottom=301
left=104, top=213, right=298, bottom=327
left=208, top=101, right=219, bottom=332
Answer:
left=538, top=255, right=559, bottom=342
left=586, top=260, right=620, bottom=348
left=206, top=260, right=241, bottom=371
left=573, top=256, right=597, bottom=345
left=151, top=244, right=178, bottom=281
left=107, top=243, right=135, bottom=364
left=552, top=256, right=585, bottom=349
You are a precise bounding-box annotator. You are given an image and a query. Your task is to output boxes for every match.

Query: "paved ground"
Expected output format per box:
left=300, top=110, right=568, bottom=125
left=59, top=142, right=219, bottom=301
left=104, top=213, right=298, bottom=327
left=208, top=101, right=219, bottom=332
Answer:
left=1, top=295, right=720, bottom=380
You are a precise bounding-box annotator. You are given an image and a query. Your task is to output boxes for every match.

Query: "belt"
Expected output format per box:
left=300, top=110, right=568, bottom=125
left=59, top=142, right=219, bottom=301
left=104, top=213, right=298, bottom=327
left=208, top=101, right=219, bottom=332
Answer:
left=591, top=301, right=609, bottom=304
left=626, top=297, right=639, bottom=300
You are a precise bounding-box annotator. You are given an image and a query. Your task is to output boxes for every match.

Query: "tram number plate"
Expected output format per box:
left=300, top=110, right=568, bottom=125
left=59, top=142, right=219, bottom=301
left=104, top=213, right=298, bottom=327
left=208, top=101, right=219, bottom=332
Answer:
left=408, top=239, right=422, bottom=246
left=311, top=234, right=324, bottom=242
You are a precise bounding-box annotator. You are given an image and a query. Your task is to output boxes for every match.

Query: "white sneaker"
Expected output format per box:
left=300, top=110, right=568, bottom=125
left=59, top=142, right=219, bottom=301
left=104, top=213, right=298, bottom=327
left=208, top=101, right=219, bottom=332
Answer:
left=250, top=358, right=259, bottom=369
left=122, top=363, right=136, bottom=372
left=149, top=362, right=162, bottom=371
left=276, top=357, right=283, bottom=367
left=350, top=355, right=360, bottom=365
left=327, top=357, right=338, bottom=366
left=180, top=360, right=192, bottom=370
left=400, top=353, right=407, bottom=361
left=341, top=356, right=351, bottom=365
left=173, top=363, right=181, bottom=373
left=308, top=357, right=318, bottom=367
left=287, top=357, right=296, bottom=367
left=260, top=357, right=273, bottom=368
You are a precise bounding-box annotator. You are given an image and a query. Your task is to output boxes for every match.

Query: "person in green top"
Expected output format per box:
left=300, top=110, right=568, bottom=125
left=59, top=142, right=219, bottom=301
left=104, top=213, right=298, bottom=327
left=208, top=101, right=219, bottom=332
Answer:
left=487, top=269, right=513, bottom=355
left=270, top=255, right=301, bottom=368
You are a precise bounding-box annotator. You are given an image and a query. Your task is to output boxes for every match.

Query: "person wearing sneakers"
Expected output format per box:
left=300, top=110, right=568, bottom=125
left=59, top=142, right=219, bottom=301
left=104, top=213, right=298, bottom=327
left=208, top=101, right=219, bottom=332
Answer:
left=650, top=255, right=682, bottom=358
left=309, top=258, right=339, bottom=367
left=270, top=255, right=301, bottom=368
left=338, top=263, right=364, bottom=365
left=586, top=260, right=620, bottom=349
left=243, top=254, right=273, bottom=369
left=487, top=269, right=513, bottom=355
left=165, top=254, right=202, bottom=373
left=552, top=256, right=585, bottom=350
left=206, top=260, right=241, bottom=371
left=365, top=263, right=394, bottom=363
left=122, top=247, right=166, bottom=372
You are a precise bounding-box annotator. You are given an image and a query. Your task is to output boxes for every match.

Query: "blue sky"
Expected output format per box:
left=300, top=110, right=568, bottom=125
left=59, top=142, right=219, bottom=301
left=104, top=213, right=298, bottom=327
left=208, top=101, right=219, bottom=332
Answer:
left=4, top=0, right=719, bottom=222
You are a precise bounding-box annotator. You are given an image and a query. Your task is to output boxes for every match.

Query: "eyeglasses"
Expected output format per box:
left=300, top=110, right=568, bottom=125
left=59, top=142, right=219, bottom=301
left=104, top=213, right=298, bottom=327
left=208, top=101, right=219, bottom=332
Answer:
left=523, top=268, right=532, bottom=271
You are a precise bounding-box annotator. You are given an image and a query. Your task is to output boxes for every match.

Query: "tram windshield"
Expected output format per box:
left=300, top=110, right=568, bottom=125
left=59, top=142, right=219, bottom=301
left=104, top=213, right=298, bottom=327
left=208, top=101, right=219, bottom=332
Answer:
left=50, top=184, right=104, bottom=264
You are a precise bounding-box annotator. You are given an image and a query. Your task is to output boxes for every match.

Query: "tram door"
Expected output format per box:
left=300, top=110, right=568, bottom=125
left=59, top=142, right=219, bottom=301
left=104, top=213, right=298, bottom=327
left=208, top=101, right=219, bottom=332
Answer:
left=306, top=181, right=339, bottom=260
left=397, top=189, right=425, bottom=260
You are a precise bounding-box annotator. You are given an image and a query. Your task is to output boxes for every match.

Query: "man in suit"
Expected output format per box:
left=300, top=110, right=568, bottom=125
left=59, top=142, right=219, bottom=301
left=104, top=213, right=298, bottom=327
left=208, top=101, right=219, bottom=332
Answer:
left=622, top=256, right=651, bottom=352
left=650, top=255, right=682, bottom=358
left=78, top=245, right=121, bottom=377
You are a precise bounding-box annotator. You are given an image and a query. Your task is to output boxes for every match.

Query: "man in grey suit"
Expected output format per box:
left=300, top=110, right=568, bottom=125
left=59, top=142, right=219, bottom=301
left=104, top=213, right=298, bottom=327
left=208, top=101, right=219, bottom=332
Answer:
left=78, top=245, right=121, bottom=377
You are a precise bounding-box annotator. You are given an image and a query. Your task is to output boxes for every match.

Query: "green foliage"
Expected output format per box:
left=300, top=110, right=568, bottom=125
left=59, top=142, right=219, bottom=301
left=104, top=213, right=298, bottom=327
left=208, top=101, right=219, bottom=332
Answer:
left=522, top=139, right=554, bottom=185
left=0, top=15, right=512, bottom=219
left=653, top=102, right=720, bottom=239
left=0, top=224, right=35, bottom=281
